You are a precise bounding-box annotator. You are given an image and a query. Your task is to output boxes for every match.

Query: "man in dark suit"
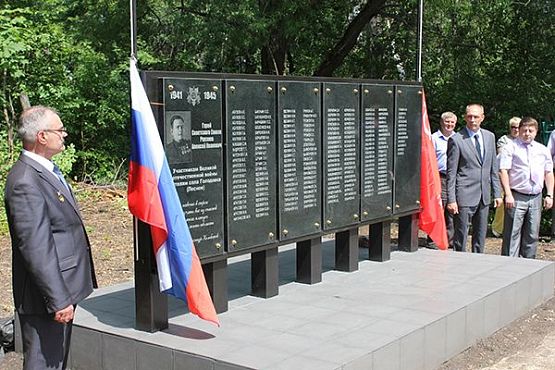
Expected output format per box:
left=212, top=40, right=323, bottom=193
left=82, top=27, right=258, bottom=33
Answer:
left=446, top=104, right=502, bottom=252
left=4, top=106, right=97, bottom=369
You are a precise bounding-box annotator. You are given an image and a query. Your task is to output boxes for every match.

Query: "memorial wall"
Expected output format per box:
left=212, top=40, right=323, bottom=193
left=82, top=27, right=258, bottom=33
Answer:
left=145, top=72, right=422, bottom=259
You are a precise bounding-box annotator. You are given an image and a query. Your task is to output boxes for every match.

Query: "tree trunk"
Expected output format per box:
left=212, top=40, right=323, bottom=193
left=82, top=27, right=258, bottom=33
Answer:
left=2, top=68, right=14, bottom=160
left=261, top=31, right=288, bottom=75
left=259, top=0, right=288, bottom=75
left=19, top=94, right=31, bottom=109
left=314, top=0, right=387, bottom=77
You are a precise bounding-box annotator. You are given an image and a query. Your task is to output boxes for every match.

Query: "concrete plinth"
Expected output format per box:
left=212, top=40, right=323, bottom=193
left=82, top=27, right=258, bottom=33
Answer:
left=70, top=241, right=554, bottom=370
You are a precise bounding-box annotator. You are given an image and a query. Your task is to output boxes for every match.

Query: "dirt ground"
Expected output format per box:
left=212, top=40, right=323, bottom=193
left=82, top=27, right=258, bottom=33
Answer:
left=0, top=186, right=554, bottom=369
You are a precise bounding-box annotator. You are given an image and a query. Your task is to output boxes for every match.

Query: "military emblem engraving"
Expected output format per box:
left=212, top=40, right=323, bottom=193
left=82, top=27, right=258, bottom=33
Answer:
left=187, top=87, right=201, bottom=106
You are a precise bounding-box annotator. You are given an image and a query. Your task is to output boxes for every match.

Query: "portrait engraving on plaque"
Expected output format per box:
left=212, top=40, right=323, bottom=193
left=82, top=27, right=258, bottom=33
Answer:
left=165, top=112, right=192, bottom=164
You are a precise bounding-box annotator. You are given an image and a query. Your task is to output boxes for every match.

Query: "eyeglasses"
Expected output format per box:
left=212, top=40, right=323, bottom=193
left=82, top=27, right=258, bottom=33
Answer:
left=510, top=126, right=519, bottom=129
left=43, top=128, right=67, bottom=134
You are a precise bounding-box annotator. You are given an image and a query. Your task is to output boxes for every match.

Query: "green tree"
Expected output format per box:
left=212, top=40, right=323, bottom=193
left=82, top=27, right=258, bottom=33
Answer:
left=423, top=0, right=555, bottom=131
left=1, top=0, right=553, bottom=185
left=0, top=3, right=130, bottom=183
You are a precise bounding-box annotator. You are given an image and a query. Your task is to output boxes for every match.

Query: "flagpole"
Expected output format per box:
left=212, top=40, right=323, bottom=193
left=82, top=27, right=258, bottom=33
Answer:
left=130, top=0, right=137, bottom=59
left=416, top=0, right=424, bottom=82
left=131, top=0, right=168, bottom=332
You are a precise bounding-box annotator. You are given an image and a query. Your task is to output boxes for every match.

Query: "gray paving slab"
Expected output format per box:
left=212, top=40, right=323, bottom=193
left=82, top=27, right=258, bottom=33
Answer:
left=70, top=327, right=102, bottom=370
left=372, top=341, right=400, bottom=370
left=102, top=334, right=136, bottom=370
left=445, top=308, right=467, bottom=359
left=71, top=245, right=554, bottom=370
left=399, top=328, right=425, bottom=370
left=423, top=317, right=447, bottom=369
left=136, top=342, right=173, bottom=370
left=465, top=299, right=486, bottom=346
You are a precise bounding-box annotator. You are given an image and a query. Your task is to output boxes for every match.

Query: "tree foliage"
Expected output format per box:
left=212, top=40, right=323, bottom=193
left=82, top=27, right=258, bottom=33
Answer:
left=423, top=0, right=555, bottom=131
left=0, top=0, right=553, bottom=186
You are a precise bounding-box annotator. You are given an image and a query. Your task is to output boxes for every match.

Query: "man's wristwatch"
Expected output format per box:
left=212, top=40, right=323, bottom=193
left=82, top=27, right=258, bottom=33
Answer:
left=545, top=194, right=553, bottom=199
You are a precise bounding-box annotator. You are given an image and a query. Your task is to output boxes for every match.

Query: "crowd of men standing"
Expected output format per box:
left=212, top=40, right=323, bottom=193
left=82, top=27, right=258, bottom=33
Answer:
left=431, top=104, right=554, bottom=259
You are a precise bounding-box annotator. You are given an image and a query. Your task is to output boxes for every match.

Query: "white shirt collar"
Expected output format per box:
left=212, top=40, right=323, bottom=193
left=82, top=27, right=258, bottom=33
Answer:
left=22, top=150, right=55, bottom=172
left=436, top=130, right=454, bottom=140
left=466, top=127, right=482, bottom=138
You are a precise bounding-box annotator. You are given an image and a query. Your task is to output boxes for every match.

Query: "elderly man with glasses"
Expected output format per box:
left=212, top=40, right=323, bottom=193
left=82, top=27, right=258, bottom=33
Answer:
left=4, top=106, right=97, bottom=369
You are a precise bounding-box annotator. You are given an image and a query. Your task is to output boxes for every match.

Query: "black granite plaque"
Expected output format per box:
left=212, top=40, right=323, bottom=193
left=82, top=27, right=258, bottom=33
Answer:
left=322, top=82, right=360, bottom=230
left=277, top=81, right=322, bottom=240
left=361, top=84, right=394, bottom=221
left=226, top=80, right=277, bottom=251
left=163, top=78, right=224, bottom=258
left=393, top=85, right=422, bottom=213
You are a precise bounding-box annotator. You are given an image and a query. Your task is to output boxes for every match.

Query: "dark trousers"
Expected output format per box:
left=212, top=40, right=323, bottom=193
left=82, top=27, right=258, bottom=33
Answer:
left=20, top=313, right=73, bottom=370
left=453, top=202, right=489, bottom=253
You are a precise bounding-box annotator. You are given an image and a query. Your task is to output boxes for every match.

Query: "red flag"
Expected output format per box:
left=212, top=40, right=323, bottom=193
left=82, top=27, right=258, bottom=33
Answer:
left=418, top=91, right=448, bottom=250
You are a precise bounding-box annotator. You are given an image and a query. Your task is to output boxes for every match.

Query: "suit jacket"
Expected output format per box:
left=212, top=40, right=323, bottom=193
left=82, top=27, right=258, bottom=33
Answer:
left=4, top=154, right=97, bottom=315
left=446, top=128, right=502, bottom=207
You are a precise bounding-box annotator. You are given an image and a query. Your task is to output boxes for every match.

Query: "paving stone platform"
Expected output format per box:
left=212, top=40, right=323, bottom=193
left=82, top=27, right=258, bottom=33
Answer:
left=69, top=242, right=554, bottom=370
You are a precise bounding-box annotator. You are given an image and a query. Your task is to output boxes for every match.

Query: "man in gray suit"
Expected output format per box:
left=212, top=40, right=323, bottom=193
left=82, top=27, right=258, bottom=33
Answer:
left=446, top=104, right=502, bottom=252
left=4, top=106, right=97, bottom=369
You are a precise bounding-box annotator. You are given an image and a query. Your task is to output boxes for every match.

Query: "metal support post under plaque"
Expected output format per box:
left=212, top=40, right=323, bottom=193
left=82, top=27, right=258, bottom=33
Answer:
left=296, top=237, right=322, bottom=284
left=134, top=220, right=168, bottom=332
left=369, top=221, right=392, bottom=262
left=398, top=214, right=419, bottom=252
left=251, top=247, right=279, bottom=298
left=335, top=228, right=359, bottom=272
left=203, top=260, right=228, bottom=314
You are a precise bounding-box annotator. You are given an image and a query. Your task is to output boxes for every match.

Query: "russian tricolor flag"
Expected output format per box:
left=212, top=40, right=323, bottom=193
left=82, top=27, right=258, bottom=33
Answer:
left=128, top=59, right=219, bottom=326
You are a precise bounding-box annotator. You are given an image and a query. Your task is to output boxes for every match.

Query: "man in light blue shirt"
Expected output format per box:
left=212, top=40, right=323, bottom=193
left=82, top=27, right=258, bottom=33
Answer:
left=428, top=111, right=457, bottom=249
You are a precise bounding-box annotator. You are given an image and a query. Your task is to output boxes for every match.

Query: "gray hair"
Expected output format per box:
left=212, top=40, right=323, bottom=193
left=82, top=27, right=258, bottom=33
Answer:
left=440, top=111, right=457, bottom=122
left=465, top=104, right=484, bottom=114
left=18, top=106, right=58, bottom=144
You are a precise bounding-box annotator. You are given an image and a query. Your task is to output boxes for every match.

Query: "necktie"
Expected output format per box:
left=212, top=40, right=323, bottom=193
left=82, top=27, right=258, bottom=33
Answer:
left=527, top=144, right=541, bottom=185
left=53, top=165, right=70, bottom=191
left=474, top=135, right=483, bottom=163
